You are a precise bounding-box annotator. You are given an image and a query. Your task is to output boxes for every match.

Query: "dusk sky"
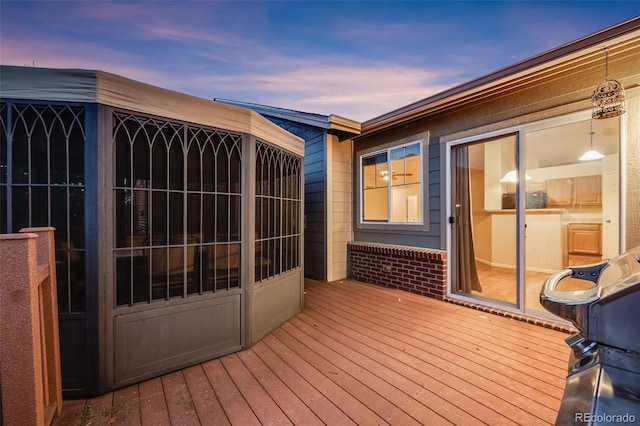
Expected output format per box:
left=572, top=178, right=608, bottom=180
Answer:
left=1, top=1, right=639, bottom=121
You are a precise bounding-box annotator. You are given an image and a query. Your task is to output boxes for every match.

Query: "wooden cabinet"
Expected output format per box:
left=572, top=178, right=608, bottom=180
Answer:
left=546, top=175, right=602, bottom=207
left=574, top=175, right=601, bottom=205
left=547, top=178, right=573, bottom=207
left=568, top=223, right=602, bottom=255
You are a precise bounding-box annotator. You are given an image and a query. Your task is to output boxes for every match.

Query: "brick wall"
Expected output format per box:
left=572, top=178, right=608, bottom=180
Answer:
left=347, top=241, right=447, bottom=300
left=347, top=241, right=575, bottom=333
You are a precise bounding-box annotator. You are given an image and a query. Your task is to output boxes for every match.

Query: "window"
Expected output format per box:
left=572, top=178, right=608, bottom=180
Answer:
left=1, top=102, right=87, bottom=313
left=112, top=111, right=243, bottom=306
left=360, top=139, right=424, bottom=224
left=255, top=141, right=302, bottom=282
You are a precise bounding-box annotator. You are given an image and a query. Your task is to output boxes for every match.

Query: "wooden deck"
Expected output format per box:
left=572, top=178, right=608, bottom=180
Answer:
left=53, top=279, right=571, bottom=425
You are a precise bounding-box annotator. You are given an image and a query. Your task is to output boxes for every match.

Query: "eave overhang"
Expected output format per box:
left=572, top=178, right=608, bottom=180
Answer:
left=215, top=98, right=361, bottom=137
left=360, top=17, right=640, bottom=138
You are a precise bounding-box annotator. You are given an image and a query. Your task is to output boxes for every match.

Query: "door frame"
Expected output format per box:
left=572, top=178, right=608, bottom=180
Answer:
left=445, top=109, right=624, bottom=321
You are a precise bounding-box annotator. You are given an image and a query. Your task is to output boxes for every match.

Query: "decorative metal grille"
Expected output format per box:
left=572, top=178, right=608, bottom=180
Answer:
left=255, top=141, right=302, bottom=282
left=113, top=111, right=242, bottom=306
left=0, top=102, right=87, bottom=313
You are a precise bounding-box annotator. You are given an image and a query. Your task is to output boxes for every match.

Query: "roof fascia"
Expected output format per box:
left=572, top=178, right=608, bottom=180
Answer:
left=215, top=99, right=361, bottom=135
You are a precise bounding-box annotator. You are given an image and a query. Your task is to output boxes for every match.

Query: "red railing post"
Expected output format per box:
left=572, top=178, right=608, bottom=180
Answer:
left=0, top=227, right=62, bottom=425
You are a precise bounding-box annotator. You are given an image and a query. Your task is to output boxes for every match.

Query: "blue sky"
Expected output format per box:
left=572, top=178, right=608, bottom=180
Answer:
left=1, top=1, right=639, bottom=121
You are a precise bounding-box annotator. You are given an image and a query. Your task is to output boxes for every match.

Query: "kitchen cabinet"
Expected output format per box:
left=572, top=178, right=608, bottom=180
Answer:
left=547, top=178, right=573, bottom=207
left=574, top=175, right=601, bottom=205
left=568, top=223, right=602, bottom=255
left=546, top=175, right=602, bottom=207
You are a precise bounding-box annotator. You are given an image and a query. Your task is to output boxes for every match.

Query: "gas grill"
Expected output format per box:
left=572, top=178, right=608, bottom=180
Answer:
left=540, top=247, right=640, bottom=425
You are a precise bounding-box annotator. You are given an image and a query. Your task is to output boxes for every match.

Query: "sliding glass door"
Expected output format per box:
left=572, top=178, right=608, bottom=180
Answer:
left=522, top=117, right=620, bottom=313
left=450, top=134, right=518, bottom=306
left=449, top=113, right=621, bottom=318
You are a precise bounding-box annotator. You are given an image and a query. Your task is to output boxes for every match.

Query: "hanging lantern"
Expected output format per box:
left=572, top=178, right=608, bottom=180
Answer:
left=591, top=48, right=626, bottom=119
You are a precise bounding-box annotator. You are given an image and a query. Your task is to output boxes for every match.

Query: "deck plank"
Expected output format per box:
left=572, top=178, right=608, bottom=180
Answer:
left=161, top=371, right=201, bottom=426
left=275, top=322, right=453, bottom=426
left=112, top=384, right=141, bottom=425
left=139, top=377, right=170, bottom=426
left=80, top=392, right=114, bottom=425
left=182, top=364, right=230, bottom=426
left=220, top=353, right=292, bottom=425
left=250, top=339, right=356, bottom=425
left=235, top=348, right=324, bottom=426
left=201, top=358, right=261, bottom=426
left=306, top=280, right=568, bottom=386
left=56, top=278, right=571, bottom=426
left=304, top=281, right=565, bottom=424
left=298, top=302, right=555, bottom=425
left=262, top=332, right=387, bottom=425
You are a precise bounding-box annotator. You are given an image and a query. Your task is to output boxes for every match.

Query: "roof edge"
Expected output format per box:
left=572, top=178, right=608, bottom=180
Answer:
left=215, top=98, right=361, bottom=135
left=362, top=16, right=640, bottom=134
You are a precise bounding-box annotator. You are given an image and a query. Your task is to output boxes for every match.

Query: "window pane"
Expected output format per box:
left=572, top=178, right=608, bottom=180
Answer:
left=50, top=118, right=68, bottom=184
left=114, top=189, right=129, bottom=248
left=390, top=147, right=405, bottom=186
left=0, top=186, right=6, bottom=233
left=12, top=186, right=29, bottom=232
left=51, top=187, right=68, bottom=237
left=168, top=141, right=183, bottom=191
left=150, top=191, right=168, bottom=245
left=68, top=112, right=85, bottom=185
left=187, top=193, right=201, bottom=237
left=69, top=187, right=85, bottom=247
left=114, top=136, right=131, bottom=187
left=0, top=104, right=7, bottom=184
left=391, top=183, right=421, bottom=222
left=186, top=145, right=201, bottom=191
left=12, top=114, right=29, bottom=183
left=363, top=187, right=388, bottom=221
left=363, top=157, right=377, bottom=189
left=405, top=144, right=421, bottom=184
left=31, top=186, right=49, bottom=226
left=151, top=140, right=167, bottom=189
left=202, top=194, right=215, bottom=243
left=168, top=192, right=183, bottom=237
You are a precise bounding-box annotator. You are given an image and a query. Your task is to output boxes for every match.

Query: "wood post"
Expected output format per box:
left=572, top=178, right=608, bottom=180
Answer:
left=0, top=227, right=62, bottom=425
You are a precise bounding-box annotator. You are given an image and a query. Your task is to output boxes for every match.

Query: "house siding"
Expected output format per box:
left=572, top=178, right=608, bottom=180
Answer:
left=349, top=37, right=640, bottom=324
left=354, top=41, right=640, bottom=252
left=353, top=125, right=442, bottom=249
left=262, top=116, right=327, bottom=281
left=327, top=135, right=353, bottom=281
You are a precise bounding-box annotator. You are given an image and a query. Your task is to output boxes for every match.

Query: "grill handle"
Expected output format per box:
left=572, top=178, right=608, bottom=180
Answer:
left=540, top=268, right=601, bottom=333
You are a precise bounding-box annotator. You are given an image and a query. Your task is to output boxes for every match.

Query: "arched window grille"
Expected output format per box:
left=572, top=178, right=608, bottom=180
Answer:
left=113, top=111, right=242, bottom=306
left=255, top=141, right=302, bottom=282
left=0, top=102, right=87, bottom=313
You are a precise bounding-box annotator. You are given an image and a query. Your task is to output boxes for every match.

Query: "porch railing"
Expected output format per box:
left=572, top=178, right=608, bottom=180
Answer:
left=0, top=227, right=63, bottom=425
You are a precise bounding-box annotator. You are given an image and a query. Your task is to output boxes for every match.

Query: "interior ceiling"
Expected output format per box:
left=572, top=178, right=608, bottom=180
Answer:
left=525, top=117, right=620, bottom=168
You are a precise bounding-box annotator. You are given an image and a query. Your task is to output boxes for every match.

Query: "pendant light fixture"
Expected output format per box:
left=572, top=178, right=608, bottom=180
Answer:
left=579, top=119, right=604, bottom=161
left=499, top=170, right=532, bottom=183
left=592, top=47, right=626, bottom=119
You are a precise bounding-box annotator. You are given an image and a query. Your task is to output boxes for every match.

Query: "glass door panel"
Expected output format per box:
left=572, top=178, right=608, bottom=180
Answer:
left=523, top=118, right=620, bottom=314
left=451, top=135, right=518, bottom=305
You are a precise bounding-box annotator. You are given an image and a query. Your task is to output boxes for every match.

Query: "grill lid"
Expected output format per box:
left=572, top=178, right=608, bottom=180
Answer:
left=540, top=246, right=640, bottom=335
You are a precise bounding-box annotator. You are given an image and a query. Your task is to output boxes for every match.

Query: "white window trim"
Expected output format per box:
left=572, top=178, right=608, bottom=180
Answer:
left=357, top=132, right=429, bottom=231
